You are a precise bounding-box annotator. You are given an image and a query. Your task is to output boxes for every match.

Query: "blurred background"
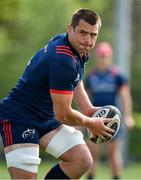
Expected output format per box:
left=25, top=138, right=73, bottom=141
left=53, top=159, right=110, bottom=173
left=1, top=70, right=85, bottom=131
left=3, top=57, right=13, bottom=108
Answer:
left=0, top=0, right=141, bottom=179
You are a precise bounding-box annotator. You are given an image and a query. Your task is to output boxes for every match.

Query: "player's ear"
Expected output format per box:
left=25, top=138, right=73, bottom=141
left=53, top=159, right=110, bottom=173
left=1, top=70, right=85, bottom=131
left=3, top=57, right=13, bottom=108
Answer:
left=67, top=24, right=73, bottom=34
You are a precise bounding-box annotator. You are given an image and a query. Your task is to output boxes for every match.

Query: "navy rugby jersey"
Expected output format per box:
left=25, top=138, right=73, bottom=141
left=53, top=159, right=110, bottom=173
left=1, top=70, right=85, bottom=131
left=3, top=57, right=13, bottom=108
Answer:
left=0, top=33, right=88, bottom=123
left=85, top=66, right=128, bottom=106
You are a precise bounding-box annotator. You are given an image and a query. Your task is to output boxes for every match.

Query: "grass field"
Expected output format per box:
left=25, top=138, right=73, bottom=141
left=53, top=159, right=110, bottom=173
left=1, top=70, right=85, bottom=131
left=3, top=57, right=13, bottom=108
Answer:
left=0, top=160, right=141, bottom=179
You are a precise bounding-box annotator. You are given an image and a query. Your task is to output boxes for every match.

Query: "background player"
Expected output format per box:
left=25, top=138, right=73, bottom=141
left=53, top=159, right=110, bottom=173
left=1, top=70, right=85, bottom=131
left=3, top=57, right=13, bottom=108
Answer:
left=0, top=9, right=115, bottom=179
left=85, top=42, right=135, bottom=179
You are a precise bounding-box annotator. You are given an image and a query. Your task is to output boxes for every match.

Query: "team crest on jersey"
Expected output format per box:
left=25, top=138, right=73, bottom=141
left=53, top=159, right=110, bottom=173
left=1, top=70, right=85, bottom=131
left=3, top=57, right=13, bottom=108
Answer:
left=22, top=128, right=35, bottom=139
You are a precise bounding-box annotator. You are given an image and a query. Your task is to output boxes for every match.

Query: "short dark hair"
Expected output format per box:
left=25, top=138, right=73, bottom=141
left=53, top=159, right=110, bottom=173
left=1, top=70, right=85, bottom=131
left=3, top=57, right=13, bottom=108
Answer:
left=70, top=8, right=101, bottom=30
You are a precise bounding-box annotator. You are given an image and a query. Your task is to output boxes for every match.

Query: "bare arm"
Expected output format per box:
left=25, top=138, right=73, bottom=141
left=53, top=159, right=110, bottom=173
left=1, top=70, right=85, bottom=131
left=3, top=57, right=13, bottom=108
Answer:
left=50, top=90, right=114, bottom=137
left=73, top=81, right=100, bottom=116
left=119, top=85, right=135, bottom=129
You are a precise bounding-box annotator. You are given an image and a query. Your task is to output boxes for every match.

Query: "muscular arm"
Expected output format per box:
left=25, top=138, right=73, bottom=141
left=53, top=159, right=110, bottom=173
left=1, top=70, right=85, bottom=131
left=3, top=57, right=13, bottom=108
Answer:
left=50, top=89, right=114, bottom=137
left=73, top=81, right=99, bottom=116
left=49, top=54, right=114, bottom=137
left=50, top=91, right=91, bottom=127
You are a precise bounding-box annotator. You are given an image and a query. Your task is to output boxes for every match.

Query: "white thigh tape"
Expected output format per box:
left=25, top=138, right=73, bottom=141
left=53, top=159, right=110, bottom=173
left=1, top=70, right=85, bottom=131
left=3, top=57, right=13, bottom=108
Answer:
left=5, top=147, right=41, bottom=173
left=46, top=125, right=85, bottom=158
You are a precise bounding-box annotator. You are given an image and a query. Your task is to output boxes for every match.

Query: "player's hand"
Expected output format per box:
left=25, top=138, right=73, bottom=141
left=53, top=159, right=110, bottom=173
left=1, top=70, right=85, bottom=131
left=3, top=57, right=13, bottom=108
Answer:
left=84, top=106, right=101, bottom=116
left=88, top=117, right=115, bottom=138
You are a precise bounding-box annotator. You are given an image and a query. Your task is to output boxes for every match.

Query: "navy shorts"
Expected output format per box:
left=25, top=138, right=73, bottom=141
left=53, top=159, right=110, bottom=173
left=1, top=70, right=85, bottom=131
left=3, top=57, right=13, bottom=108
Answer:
left=0, top=119, right=61, bottom=147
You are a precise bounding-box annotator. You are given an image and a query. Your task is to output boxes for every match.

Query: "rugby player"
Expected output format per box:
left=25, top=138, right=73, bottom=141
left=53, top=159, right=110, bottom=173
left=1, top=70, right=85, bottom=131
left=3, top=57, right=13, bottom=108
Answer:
left=0, top=9, right=114, bottom=179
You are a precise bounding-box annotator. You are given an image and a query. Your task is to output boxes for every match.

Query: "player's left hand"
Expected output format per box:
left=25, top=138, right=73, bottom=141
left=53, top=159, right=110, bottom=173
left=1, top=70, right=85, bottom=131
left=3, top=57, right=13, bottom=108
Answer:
left=85, top=106, right=101, bottom=117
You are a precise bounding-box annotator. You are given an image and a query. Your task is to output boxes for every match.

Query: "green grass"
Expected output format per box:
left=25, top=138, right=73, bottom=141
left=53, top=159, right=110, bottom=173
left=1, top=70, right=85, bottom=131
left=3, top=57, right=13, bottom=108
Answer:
left=0, top=160, right=141, bottom=179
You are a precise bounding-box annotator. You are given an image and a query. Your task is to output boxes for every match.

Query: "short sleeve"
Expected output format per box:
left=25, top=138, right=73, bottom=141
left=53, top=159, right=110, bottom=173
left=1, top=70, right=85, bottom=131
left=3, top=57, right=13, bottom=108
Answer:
left=49, top=54, right=77, bottom=94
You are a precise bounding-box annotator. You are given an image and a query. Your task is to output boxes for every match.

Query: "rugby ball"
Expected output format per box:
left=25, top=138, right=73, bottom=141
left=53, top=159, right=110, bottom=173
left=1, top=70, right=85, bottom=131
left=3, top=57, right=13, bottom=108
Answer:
left=88, top=105, right=121, bottom=144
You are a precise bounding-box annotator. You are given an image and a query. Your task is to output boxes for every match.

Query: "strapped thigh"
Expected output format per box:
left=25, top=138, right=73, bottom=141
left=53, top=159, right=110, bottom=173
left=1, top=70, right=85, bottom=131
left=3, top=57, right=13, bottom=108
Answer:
left=5, top=146, right=41, bottom=173
left=46, top=125, right=85, bottom=158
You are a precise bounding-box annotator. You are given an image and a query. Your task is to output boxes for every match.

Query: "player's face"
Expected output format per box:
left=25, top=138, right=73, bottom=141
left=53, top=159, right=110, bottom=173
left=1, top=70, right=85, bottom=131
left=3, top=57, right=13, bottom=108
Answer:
left=68, top=20, right=99, bottom=56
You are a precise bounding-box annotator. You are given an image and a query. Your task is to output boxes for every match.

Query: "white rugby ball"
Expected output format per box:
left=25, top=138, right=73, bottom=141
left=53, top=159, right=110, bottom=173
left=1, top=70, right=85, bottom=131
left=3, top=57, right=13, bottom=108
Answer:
left=88, top=105, right=121, bottom=144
